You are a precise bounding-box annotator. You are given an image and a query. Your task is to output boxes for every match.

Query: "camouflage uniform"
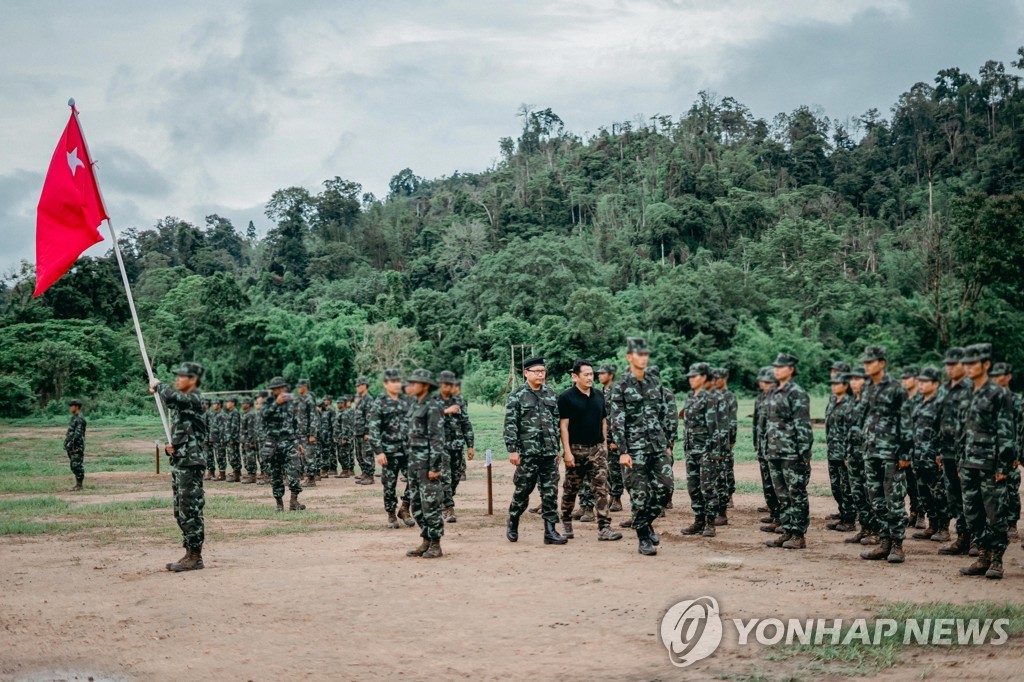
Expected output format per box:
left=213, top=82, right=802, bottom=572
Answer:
left=682, top=366, right=722, bottom=523
left=652, top=366, right=679, bottom=508
left=338, top=398, right=356, bottom=473
left=859, top=362, right=910, bottom=543
left=209, top=405, right=226, bottom=474
left=223, top=403, right=241, bottom=475
left=294, top=386, right=320, bottom=477
left=261, top=389, right=303, bottom=501
left=908, top=374, right=947, bottom=530
left=369, top=391, right=412, bottom=514
left=240, top=402, right=259, bottom=478
left=717, top=379, right=738, bottom=510
left=753, top=369, right=780, bottom=519
left=406, top=376, right=446, bottom=541
left=63, top=408, right=87, bottom=484
left=156, top=376, right=206, bottom=552
left=763, top=357, right=813, bottom=538
left=608, top=365, right=672, bottom=534
left=318, top=400, right=337, bottom=474
left=440, top=394, right=474, bottom=509
left=844, top=383, right=876, bottom=534
left=505, top=383, right=561, bottom=524
left=825, top=386, right=855, bottom=525
left=202, top=402, right=214, bottom=475
left=902, top=388, right=924, bottom=521
left=353, top=384, right=376, bottom=479
left=600, top=370, right=624, bottom=504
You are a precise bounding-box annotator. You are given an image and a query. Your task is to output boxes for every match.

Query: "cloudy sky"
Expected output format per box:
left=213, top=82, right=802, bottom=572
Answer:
left=2, top=0, right=1022, bottom=272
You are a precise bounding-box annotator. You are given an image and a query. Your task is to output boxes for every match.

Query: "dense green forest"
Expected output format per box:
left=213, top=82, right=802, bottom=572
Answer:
left=3, top=49, right=1024, bottom=417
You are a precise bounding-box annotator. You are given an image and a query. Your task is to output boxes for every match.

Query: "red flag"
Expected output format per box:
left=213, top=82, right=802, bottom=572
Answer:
left=33, top=108, right=107, bottom=297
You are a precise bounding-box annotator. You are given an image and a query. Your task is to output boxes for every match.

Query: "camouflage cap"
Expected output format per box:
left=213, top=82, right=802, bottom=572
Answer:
left=453, top=378, right=462, bottom=386
left=943, top=347, right=965, bottom=364
left=757, top=366, right=777, bottom=383
left=438, top=370, right=458, bottom=384
left=382, top=368, right=402, bottom=381
left=626, top=337, right=651, bottom=355
left=647, top=365, right=661, bottom=379
left=900, top=366, right=920, bottom=380
left=990, top=362, right=1012, bottom=377
left=172, top=361, right=204, bottom=378
left=406, top=368, right=438, bottom=388
left=225, top=395, right=237, bottom=404
left=917, top=366, right=942, bottom=383
left=860, top=345, right=887, bottom=363
left=772, top=352, right=799, bottom=367
left=961, top=343, right=992, bottom=363
left=686, top=362, right=711, bottom=377
left=213, top=399, right=223, bottom=407
left=829, top=373, right=850, bottom=385
left=322, top=395, right=333, bottom=402
left=830, top=360, right=851, bottom=373
left=69, top=399, right=82, bottom=407
left=711, top=367, right=728, bottom=379
left=598, top=364, right=618, bottom=376
left=848, top=368, right=868, bottom=379
left=522, top=357, right=545, bottom=370
left=257, top=390, right=270, bottom=399
left=266, top=376, right=289, bottom=389
left=297, top=378, right=310, bottom=387
left=241, top=396, right=253, bottom=405
left=355, top=376, right=369, bottom=387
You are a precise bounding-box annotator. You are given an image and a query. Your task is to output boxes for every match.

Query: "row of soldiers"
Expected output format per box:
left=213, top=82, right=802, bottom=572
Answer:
left=756, top=343, right=1018, bottom=579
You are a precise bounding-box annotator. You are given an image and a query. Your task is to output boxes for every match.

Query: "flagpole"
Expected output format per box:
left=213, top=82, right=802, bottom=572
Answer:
left=68, top=98, right=173, bottom=445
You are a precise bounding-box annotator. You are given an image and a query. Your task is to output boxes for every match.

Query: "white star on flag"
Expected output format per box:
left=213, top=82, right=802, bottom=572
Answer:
left=67, top=147, right=85, bottom=176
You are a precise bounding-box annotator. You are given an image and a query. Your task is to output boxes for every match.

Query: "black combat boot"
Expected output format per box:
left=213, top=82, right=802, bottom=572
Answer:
left=680, top=517, right=705, bottom=535
left=861, top=538, right=892, bottom=560
left=649, top=526, right=660, bottom=545
left=406, top=538, right=430, bottom=557
left=289, top=492, right=306, bottom=511
left=939, top=533, right=971, bottom=555
left=543, top=520, right=568, bottom=545
left=506, top=516, right=519, bottom=542
left=637, top=526, right=657, bottom=556
left=985, top=549, right=1004, bottom=579
left=959, top=550, right=991, bottom=576
left=422, top=539, right=443, bottom=559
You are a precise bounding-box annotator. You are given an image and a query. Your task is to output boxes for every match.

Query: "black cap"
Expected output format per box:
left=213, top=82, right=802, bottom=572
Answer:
left=69, top=399, right=82, bottom=407
left=522, top=357, right=545, bottom=371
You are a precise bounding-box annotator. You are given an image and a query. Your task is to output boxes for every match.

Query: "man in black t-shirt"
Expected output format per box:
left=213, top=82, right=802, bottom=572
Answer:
left=558, top=359, right=623, bottom=542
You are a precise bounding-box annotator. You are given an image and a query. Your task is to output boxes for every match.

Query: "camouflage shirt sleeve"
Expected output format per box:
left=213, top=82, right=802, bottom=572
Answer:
left=64, top=414, right=86, bottom=452
left=793, top=384, right=813, bottom=461
left=608, top=381, right=626, bottom=453
left=368, top=397, right=383, bottom=454
left=458, top=398, right=475, bottom=448
left=503, top=389, right=522, bottom=454
left=426, top=399, right=445, bottom=472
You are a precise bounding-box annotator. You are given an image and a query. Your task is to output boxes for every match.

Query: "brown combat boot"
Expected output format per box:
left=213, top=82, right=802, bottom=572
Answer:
left=204, top=470, right=213, bottom=481
left=422, top=539, right=443, bottom=558
left=860, top=534, right=879, bottom=545
left=887, top=539, right=906, bottom=563
left=387, top=511, right=399, bottom=529
left=398, top=502, right=415, bottom=527
left=443, top=507, right=457, bottom=523
left=339, top=469, right=354, bottom=478
left=167, top=546, right=204, bottom=572
left=702, top=522, right=716, bottom=538
left=216, top=471, right=226, bottom=481
left=760, top=519, right=780, bottom=533
left=766, top=532, right=792, bottom=548
left=289, top=492, right=306, bottom=511
left=66, top=479, right=83, bottom=492
left=782, top=533, right=806, bottom=549
left=680, top=518, right=705, bottom=535
left=240, top=474, right=254, bottom=484
left=959, top=550, right=991, bottom=576
left=939, top=533, right=971, bottom=555
left=968, top=542, right=980, bottom=557
left=230, top=470, right=241, bottom=483
left=985, top=550, right=1004, bottom=579
left=861, top=538, right=892, bottom=560
left=609, top=496, right=623, bottom=512
left=406, top=538, right=430, bottom=557
left=579, top=508, right=595, bottom=522
left=302, top=475, right=317, bottom=488
left=912, top=523, right=937, bottom=540
left=713, top=514, right=728, bottom=526
left=275, top=497, right=284, bottom=512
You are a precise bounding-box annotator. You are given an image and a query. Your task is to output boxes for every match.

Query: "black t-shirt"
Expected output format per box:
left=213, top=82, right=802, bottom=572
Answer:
left=557, top=385, right=606, bottom=446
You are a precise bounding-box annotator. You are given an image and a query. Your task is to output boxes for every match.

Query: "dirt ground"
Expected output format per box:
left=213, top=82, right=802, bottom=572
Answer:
left=2, top=460, right=1023, bottom=682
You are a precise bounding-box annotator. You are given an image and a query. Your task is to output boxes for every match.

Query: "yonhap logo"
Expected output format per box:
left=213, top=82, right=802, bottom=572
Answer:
left=660, top=596, right=723, bottom=667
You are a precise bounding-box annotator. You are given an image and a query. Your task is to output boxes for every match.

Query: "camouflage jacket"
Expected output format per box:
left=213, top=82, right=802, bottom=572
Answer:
left=157, top=384, right=207, bottom=468
left=601, top=384, right=616, bottom=448
left=901, top=393, right=922, bottom=444
left=222, top=407, right=240, bottom=444
left=608, top=372, right=669, bottom=456
left=240, top=407, right=258, bottom=450
left=338, top=407, right=354, bottom=444
left=439, top=393, right=475, bottom=450
left=859, top=373, right=909, bottom=462
left=910, top=394, right=942, bottom=463
left=261, top=396, right=298, bottom=444
left=369, top=394, right=409, bottom=455
left=503, top=384, right=560, bottom=458
left=825, top=394, right=853, bottom=461
left=255, top=408, right=265, bottom=445
left=208, top=410, right=224, bottom=444
left=753, top=390, right=771, bottom=459
left=762, top=380, right=812, bottom=461
left=682, top=389, right=719, bottom=457
left=353, top=392, right=374, bottom=436
left=720, top=388, right=738, bottom=446
left=318, top=407, right=336, bottom=445
left=294, top=392, right=320, bottom=440
left=844, top=393, right=866, bottom=463
left=406, top=396, right=445, bottom=471
left=662, top=386, right=679, bottom=447
left=938, top=380, right=972, bottom=460
left=959, top=380, right=1016, bottom=476
left=1013, top=392, right=1024, bottom=464
left=64, top=413, right=86, bottom=453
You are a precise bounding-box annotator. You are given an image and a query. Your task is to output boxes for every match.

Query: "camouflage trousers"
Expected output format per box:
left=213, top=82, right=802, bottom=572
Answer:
left=577, top=477, right=594, bottom=511
left=942, top=458, right=966, bottom=535
left=208, top=442, right=226, bottom=472
left=758, top=456, right=780, bottom=518
left=509, top=454, right=560, bottom=524
left=299, top=440, right=317, bottom=477
left=355, top=437, right=374, bottom=477
left=912, top=456, right=947, bottom=526
left=864, top=458, right=909, bottom=541
left=226, top=441, right=241, bottom=473
left=684, top=446, right=721, bottom=519
left=624, top=449, right=673, bottom=530
left=767, top=458, right=810, bottom=536
left=65, top=448, right=84, bottom=481
left=846, top=455, right=877, bottom=533
left=408, top=465, right=444, bottom=540
left=338, top=441, right=355, bottom=471
left=960, top=467, right=1008, bottom=552
left=171, top=464, right=205, bottom=550
left=262, top=439, right=303, bottom=499
left=1002, top=467, right=1021, bottom=527
left=242, top=444, right=259, bottom=476
left=443, top=446, right=466, bottom=509
left=827, top=459, right=855, bottom=523
left=718, top=449, right=736, bottom=510
left=380, top=445, right=411, bottom=513
left=905, top=465, right=921, bottom=515
left=561, top=443, right=611, bottom=526
left=607, top=446, right=624, bottom=498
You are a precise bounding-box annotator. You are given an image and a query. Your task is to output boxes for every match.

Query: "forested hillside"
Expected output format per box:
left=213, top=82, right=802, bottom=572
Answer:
left=3, top=49, right=1024, bottom=417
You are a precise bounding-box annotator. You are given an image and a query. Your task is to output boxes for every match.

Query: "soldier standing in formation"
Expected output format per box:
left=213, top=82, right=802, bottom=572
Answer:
left=824, top=372, right=855, bottom=532
left=609, top=338, right=672, bottom=556
left=404, top=369, right=445, bottom=559
left=504, top=357, right=567, bottom=546
left=150, top=362, right=207, bottom=573
left=437, top=371, right=474, bottom=524
left=937, top=347, right=972, bottom=555
left=843, top=368, right=878, bottom=545
left=239, top=396, right=258, bottom=484
left=989, top=363, right=1021, bottom=541
left=680, top=362, right=723, bottom=539
left=294, top=379, right=319, bottom=487
left=597, top=364, right=624, bottom=512
left=908, top=367, right=947, bottom=541
left=712, top=367, right=737, bottom=521
left=318, top=396, right=337, bottom=478
left=335, top=394, right=356, bottom=478
left=755, top=367, right=781, bottom=532
left=369, top=369, right=415, bottom=529
left=208, top=400, right=225, bottom=481
left=261, top=377, right=306, bottom=512
left=254, top=391, right=269, bottom=484
left=900, top=367, right=924, bottom=529
left=223, top=397, right=241, bottom=482
left=648, top=365, right=678, bottom=515
left=353, top=377, right=375, bottom=485
left=63, top=399, right=87, bottom=492
left=763, top=353, right=812, bottom=550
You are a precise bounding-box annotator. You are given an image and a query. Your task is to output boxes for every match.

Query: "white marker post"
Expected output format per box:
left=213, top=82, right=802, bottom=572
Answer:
left=485, top=448, right=493, bottom=515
